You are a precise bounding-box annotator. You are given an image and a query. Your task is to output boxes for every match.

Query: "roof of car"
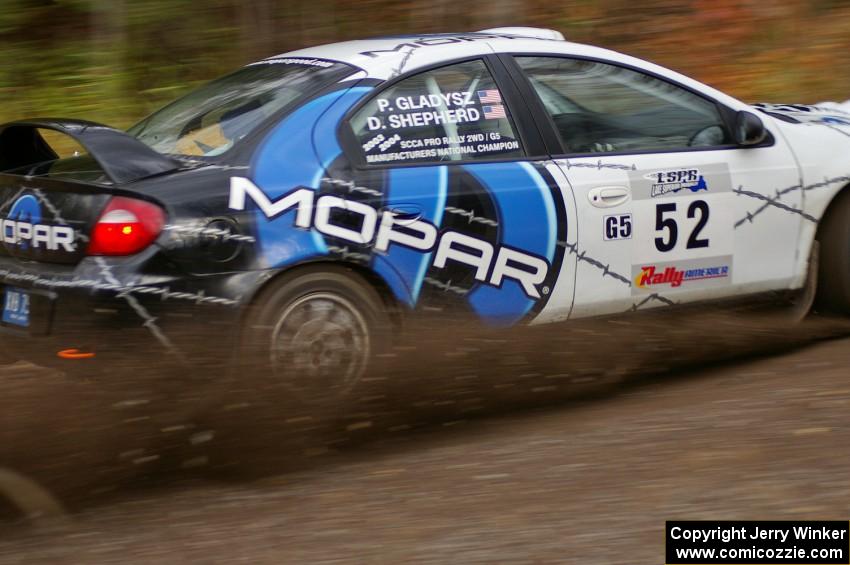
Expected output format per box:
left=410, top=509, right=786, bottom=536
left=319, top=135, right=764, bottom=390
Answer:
left=265, top=28, right=579, bottom=80
left=250, top=28, right=752, bottom=115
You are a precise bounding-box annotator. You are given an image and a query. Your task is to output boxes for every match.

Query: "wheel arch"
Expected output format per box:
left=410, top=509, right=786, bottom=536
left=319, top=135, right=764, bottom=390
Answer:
left=790, top=178, right=850, bottom=293
left=240, top=259, right=408, bottom=332
left=811, top=179, right=850, bottom=312
left=814, top=181, right=850, bottom=241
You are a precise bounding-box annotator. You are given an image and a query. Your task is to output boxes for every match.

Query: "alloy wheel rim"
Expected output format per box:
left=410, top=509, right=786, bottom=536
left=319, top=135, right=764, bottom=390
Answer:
left=270, top=292, right=370, bottom=396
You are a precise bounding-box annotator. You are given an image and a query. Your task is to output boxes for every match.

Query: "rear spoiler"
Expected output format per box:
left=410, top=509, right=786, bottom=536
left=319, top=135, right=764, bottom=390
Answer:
left=0, top=119, right=180, bottom=185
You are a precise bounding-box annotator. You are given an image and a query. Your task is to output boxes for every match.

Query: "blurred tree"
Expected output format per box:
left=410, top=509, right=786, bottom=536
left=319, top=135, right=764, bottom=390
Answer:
left=239, top=0, right=274, bottom=60
left=0, top=0, right=848, bottom=128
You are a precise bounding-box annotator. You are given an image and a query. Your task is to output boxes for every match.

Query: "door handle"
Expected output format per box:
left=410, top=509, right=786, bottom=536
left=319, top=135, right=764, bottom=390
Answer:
left=588, top=186, right=630, bottom=208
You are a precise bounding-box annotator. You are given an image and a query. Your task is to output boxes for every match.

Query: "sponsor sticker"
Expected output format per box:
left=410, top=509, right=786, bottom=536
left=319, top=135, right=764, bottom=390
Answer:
left=627, top=163, right=732, bottom=201
left=364, top=133, right=518, bottom=163
left=250, top=57, right=335, bottom=68
left=631, top=256, right=731, bottom=293
left=646, top=168, right=708, bottom=198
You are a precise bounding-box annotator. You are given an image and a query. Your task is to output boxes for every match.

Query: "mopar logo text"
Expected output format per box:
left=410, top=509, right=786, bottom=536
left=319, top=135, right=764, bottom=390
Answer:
left=229, top=177, right=549, bottom=299
left=1, top=194, right=75, bottom=252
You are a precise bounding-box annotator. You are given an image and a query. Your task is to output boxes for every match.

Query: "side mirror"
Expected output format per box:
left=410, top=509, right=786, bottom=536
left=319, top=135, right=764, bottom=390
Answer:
left=735, top=111, right=767, bottom=146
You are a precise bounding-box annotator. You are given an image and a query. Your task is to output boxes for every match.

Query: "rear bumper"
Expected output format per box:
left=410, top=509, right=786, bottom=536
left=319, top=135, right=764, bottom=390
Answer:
left=0, top=255, right=248, bottom=376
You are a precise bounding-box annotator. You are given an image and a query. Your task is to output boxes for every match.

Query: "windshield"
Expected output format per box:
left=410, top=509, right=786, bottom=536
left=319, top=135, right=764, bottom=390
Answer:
left=128, top=58, right=353, bottom=157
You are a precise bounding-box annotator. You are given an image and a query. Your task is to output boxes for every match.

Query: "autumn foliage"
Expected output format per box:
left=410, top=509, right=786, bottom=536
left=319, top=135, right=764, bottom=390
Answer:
left=0, top=0, right=849, bottom=128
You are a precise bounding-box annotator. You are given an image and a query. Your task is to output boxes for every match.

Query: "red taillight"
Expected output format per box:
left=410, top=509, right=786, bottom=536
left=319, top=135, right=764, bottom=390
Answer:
left=86, top=197, right=165, bottom=256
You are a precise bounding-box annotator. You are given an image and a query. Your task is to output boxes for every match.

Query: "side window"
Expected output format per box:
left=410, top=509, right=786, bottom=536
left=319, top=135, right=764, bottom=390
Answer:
left=350, top=59, right=524, bottom=165
left=515, top=57, right=731, bottom=155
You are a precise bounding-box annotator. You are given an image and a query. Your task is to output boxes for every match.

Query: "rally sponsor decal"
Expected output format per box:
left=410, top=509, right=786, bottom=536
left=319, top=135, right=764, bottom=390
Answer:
left=250, top=56, right=336, bottom=68
left=363, top=132, right=518, bottom=164
left=645, top=168, right=708, bottom=198
left=631, top=256, right=731, bottom=293
left=627, top=163, right=732, bottom=201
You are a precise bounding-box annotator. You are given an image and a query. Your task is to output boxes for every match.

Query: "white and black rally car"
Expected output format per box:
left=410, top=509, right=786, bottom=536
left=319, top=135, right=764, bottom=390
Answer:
left=0, top=27, right=848, bottom=397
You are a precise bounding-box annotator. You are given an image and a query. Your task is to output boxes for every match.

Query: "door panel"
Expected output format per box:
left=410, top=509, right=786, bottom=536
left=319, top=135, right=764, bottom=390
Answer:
left=552, top=157, right=638, bottom=317
left=555, top=147, right=801, bottom=317
left=512, top=55, right=802, bottom=317
left=314, top=158, right=574, bottom=325
left=319, top=57, right=577, bottom=325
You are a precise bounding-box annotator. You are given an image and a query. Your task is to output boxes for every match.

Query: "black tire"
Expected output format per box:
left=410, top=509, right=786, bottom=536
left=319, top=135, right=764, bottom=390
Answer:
left=816, top=189, right=850, bottom=314
left=785, top=240, right=818, bottom=322
left=236, top=266, right=392, bottom=405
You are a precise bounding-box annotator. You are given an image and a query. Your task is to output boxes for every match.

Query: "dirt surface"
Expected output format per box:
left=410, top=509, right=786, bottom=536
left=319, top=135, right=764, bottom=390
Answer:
left=1, top=312, right=850, bottom=563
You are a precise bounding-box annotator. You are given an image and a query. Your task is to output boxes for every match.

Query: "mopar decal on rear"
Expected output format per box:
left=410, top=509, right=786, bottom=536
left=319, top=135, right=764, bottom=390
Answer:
left=228, top=177, right=550, bottom=299
left=1, top=194, right=75, bottom=252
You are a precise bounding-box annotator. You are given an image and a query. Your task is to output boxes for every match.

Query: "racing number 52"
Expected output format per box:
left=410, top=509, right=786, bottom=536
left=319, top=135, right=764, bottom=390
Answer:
left=654, top=200, right=710, bottom=252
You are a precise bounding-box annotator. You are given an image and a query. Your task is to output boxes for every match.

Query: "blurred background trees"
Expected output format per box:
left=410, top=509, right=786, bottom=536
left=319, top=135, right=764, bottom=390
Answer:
left=1, top=0, right=849, bottom=128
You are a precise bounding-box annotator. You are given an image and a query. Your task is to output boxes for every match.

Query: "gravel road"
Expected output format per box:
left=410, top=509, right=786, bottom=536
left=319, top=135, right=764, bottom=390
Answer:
left=1, top=311, right=849, bottom=563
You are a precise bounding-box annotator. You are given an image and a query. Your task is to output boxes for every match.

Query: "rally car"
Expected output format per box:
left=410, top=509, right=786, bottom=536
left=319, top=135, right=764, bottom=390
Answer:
left=1, top=27, right=849, bottom=398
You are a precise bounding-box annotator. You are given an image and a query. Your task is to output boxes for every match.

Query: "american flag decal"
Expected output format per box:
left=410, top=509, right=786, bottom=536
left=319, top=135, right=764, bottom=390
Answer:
left=483, top=105, right=506, bottom=119
left=477, top=89, right=502, bottom=104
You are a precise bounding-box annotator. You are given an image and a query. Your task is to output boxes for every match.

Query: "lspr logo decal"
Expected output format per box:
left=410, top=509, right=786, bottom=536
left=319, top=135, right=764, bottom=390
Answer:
left=629, top=163, right=732, bottom=202
left=646, top=168, right=708, bottom=198
left=1, top=194, right=75, bottom=251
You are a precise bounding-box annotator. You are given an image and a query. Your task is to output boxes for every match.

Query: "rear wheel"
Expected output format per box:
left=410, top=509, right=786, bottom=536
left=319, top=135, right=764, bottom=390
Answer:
left=238, top=267, right=392, bottom=404
left=816, top=189, right=850, bottom=314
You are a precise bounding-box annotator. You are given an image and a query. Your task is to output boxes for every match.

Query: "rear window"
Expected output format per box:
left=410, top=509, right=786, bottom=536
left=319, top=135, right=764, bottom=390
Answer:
left=0, top=129, right=110, bottom=185
left=128, top=57, right=354, bottom=157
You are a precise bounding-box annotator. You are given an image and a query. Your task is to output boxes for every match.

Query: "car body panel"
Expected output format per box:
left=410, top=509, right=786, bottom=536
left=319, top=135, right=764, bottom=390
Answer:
left=0, top=29, right=849, bottom=372
left=755, top=105, right=850, bottom=288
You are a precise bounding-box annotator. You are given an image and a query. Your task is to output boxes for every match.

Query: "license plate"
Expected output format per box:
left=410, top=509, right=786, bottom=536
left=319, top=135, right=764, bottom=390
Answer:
left=2, top=287, right=30, bottom=327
